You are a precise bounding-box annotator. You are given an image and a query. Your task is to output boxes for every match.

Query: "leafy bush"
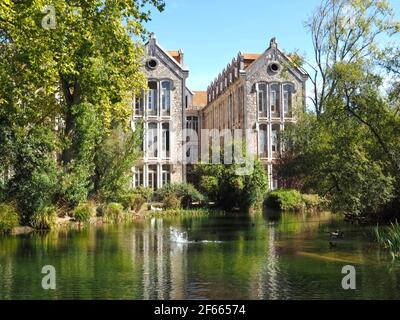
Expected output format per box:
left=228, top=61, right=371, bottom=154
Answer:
left=374, top=221, right=400, bottom=259
left=156, top=183, right=204, bottom=209
left=133, top=186, right=153, bottom=202
left=93, top=126, right=143, bottom=203
left=162, top=194, right=182, bottom=210
left=0, top=203, right=20, bottom=234
left=9, top=127, right=59, bottom=223
left=301, top=194, right=326, bottom=211
left=104, top=203, right=125, bottom=223
left=73, top=201, right=96, bottom=223
left=30, top=206, right=58, bottom=230
left=120, top=192, right=146, bottom=212
left=194, top=159, right=268, bottom=211
left=265, top=189, right=304, bottom=211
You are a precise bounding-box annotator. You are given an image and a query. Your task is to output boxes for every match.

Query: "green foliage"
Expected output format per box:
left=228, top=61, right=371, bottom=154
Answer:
left=133, top=186, right=153, bottom=202
left=103, top=203, right=126, bottom=223
left=30, top=206, right=58, bottom=230
left=301, top=194, right=326, bottom=211
left=73, top=201, right=96, bottom=223
left=374, top=221, right=400, bottom=259
left=156, top=183, right=204, bottom=209
left=93, top=125, right=143, bottom=203
left=266, top=189, right=304, bottom=211
left=162, top=194, right=182, bottom=210
left=281, top=0, right=400, bottom=220
left=120, top=191, right=146, bottom=212
left=0, top=203, right=20, bottom=234
left=8, top=127, right=59, bottom=222
left=194, top=159, right=268, bottom=211
left=0, top=1, right=164, bottom=219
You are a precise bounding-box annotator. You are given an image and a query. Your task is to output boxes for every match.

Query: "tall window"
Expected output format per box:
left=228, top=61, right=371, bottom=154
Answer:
left=283, top=84, right=293, bottom=116
left=257, top=83, right=267, bottom=116
left=134, top=91, right=144, bottom=116
left=259, top=124, right=268, bottom=158
left=162, top=122, right=170, bottom=158
left=134, top=166, right=144, bottom=187
left=161, top=81, right=171, bottom=116
left=148, top=165, right=158, bottom=190
left=228, top=94, right=233, bottom=127
left=162, top=165, right=170, bottom=187
left=147, top=122, right=158, bottom=158
left=271, top=125, right=279, bottom=153
left=148, top=81, right=157, bottom=116
left=186, top=116, right=199, bottom=133
left=270, top=84, right=280, bottom=115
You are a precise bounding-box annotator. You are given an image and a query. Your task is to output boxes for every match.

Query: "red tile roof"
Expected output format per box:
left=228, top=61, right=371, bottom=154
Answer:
left=193, top=91, right=207, bottom=107
left=168, top=50, right=181, bottom=64
left=242, top=53, right=261, bottom=68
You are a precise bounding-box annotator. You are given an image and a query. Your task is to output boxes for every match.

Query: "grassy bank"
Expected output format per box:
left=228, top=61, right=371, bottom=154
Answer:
left=374, top=221, right=400, bottom=259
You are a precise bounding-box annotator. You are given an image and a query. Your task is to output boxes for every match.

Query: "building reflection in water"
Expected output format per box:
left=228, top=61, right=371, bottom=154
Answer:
left=136, top=218, right=188, bottom=299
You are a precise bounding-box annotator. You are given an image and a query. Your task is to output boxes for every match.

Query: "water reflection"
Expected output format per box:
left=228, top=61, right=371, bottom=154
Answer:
left=1, top=211, right=400, bottom=299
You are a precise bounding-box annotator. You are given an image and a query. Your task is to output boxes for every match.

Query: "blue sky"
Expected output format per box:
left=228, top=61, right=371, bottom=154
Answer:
left=145, top=0, right=400, bottom=90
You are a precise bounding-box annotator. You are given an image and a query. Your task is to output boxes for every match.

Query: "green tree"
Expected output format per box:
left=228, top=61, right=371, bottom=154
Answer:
left=278, top=0, right=400, bottom=220
left=0, top=1, right=164, bottom=219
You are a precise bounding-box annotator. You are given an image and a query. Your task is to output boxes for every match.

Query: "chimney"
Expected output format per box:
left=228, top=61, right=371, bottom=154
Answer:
left=270, top=37, right=278, bottom=49
left=178, top=49, right=184, bottom=67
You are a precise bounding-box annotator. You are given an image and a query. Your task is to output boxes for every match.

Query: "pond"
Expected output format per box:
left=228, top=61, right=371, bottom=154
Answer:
left=0, top=211, right=399, bottom=299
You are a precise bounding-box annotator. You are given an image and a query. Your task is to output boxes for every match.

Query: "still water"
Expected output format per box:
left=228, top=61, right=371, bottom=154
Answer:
left=0, top=211, right=399, bottom=299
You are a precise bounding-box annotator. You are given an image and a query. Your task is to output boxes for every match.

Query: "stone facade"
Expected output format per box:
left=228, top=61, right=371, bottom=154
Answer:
left=132, top=34, right=189, bottom=190
left=201, top=38, right=308, bottom=189
left=132, top=36, right=307, bottom=190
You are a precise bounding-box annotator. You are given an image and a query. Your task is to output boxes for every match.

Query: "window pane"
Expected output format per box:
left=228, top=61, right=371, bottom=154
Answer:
left=161, top=81, right=171, bottom=115
left=147, top=123, right=158, bottom=157
left=148, top=82, right=157, bottom=115
left=162, top=165, right=170, bottom=186
left=148, top=165, right=158, bottom=190
left=162, top=123, right=170, bottom=158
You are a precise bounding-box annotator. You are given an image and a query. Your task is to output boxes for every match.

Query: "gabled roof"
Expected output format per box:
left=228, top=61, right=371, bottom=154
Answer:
left=145, top=33, right=189, bottom=72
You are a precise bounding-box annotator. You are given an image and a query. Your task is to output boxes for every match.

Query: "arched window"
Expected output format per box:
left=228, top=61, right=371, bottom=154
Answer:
left=257, top=83, right=267, bottom=117
left=147, top=81, right=157, bottom=116
left=270, top=84, right=280, bottom=116
left=147, top=122, right=158, bottom=158
left=283, top=83, right=294, bottom=116
left=162, top=122, right=170, bottom=158
left=161, top=81, right=171, bottom=116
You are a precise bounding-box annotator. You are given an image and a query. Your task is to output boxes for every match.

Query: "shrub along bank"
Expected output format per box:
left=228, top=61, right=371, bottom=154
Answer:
left=265, top=189, right=326, bottom=212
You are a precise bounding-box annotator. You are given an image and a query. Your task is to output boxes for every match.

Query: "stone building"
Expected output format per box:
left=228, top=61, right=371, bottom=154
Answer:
left=132, top=35, right=307, bottom=190
left=131, top=34, right=190, bottom=190
left=201, top=38, right=308, bottom=189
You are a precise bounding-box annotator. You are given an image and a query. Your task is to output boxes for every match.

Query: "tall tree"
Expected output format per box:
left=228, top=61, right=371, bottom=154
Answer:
left=0, top=1, right=164, bottom=215
left=279, top=0, right=400, bottom=220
